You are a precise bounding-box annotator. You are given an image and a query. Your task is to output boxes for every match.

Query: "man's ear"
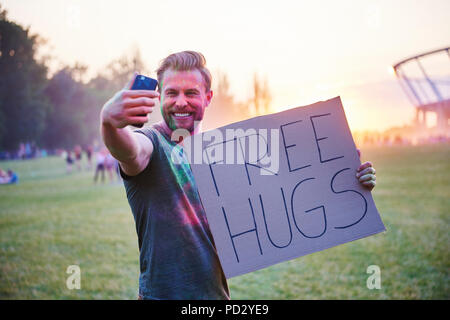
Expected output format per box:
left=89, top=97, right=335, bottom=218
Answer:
left=205, top=90, right=213, bottom=107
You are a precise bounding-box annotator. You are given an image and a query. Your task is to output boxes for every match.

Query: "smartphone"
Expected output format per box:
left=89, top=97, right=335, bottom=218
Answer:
left=130, top=74, right=158, bottom=128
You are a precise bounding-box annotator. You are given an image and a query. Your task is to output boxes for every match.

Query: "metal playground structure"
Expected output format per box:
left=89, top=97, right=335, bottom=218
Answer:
left=393, top=46, right=450, bottom=137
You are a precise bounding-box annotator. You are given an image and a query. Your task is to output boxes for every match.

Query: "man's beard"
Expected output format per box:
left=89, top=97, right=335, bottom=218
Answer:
left=163, top=109, right=203, bottom=133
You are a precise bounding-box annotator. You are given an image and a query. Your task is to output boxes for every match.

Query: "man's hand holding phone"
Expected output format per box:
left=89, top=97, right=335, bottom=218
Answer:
left=100, top=72, right=159, bottom=129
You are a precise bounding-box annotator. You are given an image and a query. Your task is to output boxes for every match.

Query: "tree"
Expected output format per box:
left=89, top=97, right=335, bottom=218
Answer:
left=41, top=68, right=100, bottom=149
left=95, top=46, right=151, bottom=93
left=40, top=48, right=151, bottom=150
left=252, top=72, right=272, bottom=116
left=69, top=61, right=88, bottom=83
left=0, top=5, right=50, bottom=151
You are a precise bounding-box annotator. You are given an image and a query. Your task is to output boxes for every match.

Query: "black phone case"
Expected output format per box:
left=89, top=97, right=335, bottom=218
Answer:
left=130, top=75, right=158, bottom=127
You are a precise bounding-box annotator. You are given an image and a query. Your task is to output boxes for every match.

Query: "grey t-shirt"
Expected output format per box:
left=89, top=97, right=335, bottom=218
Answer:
left=120, top=123, right=230, bottom=300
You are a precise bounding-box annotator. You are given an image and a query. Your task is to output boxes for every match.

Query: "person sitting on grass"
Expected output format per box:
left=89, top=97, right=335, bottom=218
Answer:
left=99, top=51, right=377, bottom=300
left=0, top=168, right=18, bottom=185
left=7, top=169, right=18, bottom=184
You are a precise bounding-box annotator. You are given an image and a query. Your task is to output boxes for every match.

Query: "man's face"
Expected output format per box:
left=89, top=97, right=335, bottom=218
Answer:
left=159, top=68, right=212, bottom=132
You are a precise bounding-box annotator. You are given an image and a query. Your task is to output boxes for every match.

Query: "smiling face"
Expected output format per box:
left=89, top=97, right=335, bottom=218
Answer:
left=159, top=68, right=213, bottom=133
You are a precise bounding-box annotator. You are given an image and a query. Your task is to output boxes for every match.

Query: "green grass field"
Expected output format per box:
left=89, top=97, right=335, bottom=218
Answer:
left=0, top=145, right=449, bottom=299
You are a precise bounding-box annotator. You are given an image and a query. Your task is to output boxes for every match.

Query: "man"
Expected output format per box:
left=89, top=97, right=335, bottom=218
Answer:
left=100, top=51, right=376, bottom=300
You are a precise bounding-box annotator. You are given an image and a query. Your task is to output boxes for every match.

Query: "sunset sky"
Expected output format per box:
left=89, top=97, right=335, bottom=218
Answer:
left=2, top=0, right=449, bottom=131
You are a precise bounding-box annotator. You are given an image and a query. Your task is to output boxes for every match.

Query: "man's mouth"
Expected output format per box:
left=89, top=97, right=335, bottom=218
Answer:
left=172, top=112, right=193, bottom=119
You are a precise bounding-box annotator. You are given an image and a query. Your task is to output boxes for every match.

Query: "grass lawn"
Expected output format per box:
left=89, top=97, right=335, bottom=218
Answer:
left=0, top=145, right=449, bottom=299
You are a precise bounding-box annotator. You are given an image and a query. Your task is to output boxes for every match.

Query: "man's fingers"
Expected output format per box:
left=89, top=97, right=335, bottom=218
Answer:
left=123, top=90, right=160, bottom=99
left=128, top=116, right=148, bottom=125
left=362, top=180, right=376, bottom=189
left=355, top=160, right=376, bottom=191
left=126, top=106, right=154, bottom=116
left=123, top=97, right=156, bottom=108
left=357, top=161, right=372, bottom=172
left=356, top=166, right=376, bottom=177
left=358, top=173, right=376, bottom=183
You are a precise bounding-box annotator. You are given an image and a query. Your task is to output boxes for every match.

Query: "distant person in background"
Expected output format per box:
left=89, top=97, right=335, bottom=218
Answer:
left=74, top=145, right=82, bottom=171
left=105, top=151, right=119, bottom=183
left=31, top=142, right=37, bottom=158
left=25, top=143, right=31, bottom=159
left=94, top=149, right=106, bottom=183
left=66, top=151, right=74, bottom=174
left=85, top=145, right=93, bottom=170
left=18, top=143, right=26, bottom=160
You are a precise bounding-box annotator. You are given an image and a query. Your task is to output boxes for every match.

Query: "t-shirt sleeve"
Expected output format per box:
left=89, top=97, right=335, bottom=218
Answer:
left=119, top=127, right=157, bottom=181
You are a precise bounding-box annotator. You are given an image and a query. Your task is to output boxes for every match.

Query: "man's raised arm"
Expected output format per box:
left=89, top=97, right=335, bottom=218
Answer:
left=99, top=74, right=159, bottom=176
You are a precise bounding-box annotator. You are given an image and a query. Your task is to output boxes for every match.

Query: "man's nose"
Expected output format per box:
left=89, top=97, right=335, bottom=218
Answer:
left=175, top=94, right=188, bottom=107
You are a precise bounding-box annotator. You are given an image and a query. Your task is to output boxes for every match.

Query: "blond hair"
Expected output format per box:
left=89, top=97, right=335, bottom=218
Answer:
left=156, top=51, right=212, bottom=92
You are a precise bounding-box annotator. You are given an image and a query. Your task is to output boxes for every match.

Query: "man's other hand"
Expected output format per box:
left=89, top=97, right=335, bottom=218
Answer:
left=356, top=149, right=376, bottom=191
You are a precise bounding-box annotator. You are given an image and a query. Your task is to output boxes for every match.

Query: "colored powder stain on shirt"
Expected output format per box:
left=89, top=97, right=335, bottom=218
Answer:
left=119, top=123, right=230, bottom=300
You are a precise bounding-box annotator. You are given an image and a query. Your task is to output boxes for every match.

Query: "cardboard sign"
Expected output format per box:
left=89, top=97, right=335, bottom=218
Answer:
left=187, top=97, right=385, bottom=278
